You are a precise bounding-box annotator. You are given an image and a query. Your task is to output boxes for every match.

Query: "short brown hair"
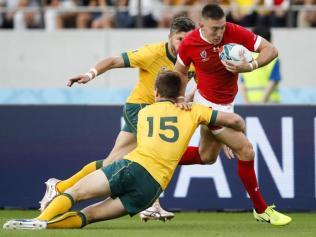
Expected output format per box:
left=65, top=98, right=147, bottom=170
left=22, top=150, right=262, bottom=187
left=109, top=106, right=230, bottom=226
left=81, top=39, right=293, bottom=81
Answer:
left=202, top=4, right=225, bottom=20
left=155, top=71, right=181, bottom=99
left=170, top=16, right=196, bottom=35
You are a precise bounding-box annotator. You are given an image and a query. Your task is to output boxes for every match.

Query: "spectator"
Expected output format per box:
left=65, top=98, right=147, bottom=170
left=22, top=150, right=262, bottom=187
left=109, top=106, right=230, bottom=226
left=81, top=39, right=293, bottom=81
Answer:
left=1, top=0, right=41, bottom=29
left=226, top=0, right=260, bottom=27
left=240, top=25, right=282, bottom=103
left=297, top=0, right=316, bottom=27
left=128, top=0, right=158, bottom=27
left=262, top=0, right=289, bottom=27
left=91, top=0, right=134, bottom=28
left=45, top=0, right=78, bottom=30
left=77, top=0, right=112, bottom=29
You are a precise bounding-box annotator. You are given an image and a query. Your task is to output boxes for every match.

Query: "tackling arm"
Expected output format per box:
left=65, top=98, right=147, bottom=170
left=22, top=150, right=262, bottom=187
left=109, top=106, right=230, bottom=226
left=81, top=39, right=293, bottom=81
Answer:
left=214, top=111, right=246, bottom=133
left=174, top=61, right=190, bottom=98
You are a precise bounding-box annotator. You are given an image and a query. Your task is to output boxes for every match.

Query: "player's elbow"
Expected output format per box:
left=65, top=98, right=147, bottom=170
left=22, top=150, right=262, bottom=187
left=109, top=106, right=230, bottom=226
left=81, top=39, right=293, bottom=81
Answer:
left=269, top=44, right=279, bottom=59
left=271, top=45, right=278, bottom=59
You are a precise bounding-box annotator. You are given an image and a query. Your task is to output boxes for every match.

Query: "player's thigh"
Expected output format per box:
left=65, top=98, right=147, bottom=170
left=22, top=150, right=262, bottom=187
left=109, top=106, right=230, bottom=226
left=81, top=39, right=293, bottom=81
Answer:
left=199, top=125, right=222, bottom=163
left=67, top=169, right=111, bottom=201
left=81, top=198, right=127, bottom=223
left=103, top=131, right=137, bottom=166
left=214, top=127, right=254, bottom=160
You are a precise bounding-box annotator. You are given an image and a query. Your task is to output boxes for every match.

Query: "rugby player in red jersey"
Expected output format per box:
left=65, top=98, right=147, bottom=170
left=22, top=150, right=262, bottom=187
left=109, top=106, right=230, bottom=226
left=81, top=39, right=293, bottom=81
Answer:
left=175, top=4, right=291, bottom=225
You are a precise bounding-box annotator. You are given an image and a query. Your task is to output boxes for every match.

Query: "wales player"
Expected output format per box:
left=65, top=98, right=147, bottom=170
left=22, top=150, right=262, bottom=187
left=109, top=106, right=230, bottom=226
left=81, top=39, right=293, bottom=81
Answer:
left=175, top=4, right=292, bottom=225
left=39, top=16, right=196, bottom=221
left=4, top=71, right=247, bottom=230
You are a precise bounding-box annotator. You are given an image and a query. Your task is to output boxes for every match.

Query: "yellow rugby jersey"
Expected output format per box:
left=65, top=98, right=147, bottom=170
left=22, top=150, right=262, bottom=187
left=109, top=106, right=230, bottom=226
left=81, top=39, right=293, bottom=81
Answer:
left=124, top=101, right=217, bottom=189
left=121, top=42, right=195, bottom=104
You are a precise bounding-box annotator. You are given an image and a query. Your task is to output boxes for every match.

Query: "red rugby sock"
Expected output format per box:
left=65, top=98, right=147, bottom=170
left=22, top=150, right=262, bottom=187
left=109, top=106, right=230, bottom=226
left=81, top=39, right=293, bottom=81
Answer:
left=179, top=146, right=204, bottom=165
left=238, top=159, right=267, bottom=213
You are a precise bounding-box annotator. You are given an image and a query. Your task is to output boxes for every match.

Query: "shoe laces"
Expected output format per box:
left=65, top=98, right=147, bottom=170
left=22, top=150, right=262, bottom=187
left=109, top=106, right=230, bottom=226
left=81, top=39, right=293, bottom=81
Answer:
left=265, top=204, right=276, bottom=216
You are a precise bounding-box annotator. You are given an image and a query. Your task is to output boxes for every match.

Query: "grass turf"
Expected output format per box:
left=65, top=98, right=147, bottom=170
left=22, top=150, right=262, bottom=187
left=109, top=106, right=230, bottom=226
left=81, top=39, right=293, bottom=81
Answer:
left=0, top=210, right=315, bottom=237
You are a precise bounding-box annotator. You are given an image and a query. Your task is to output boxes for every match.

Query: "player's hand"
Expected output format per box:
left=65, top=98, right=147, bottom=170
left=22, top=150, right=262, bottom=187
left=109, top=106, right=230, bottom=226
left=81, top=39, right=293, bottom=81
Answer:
left=176, top=101, right=192, bottom=111
left=222, top=53, right=253, bottom=73
left=175, top=97, right=192, bottom=111
left=67, top=75, right=91, bottom=87
left=223, top=145, right=235, bottom=160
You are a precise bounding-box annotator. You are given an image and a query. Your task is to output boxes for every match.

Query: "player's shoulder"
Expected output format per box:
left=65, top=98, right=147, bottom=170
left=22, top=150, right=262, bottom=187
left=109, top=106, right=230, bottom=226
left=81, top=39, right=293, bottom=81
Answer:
left=225, top=22, right=247, bottom=34
left=182, top=29, right=200, bottom=45
left=190, top=103, right=210, bottom=113
left=142, top=42, right=166, bottom=55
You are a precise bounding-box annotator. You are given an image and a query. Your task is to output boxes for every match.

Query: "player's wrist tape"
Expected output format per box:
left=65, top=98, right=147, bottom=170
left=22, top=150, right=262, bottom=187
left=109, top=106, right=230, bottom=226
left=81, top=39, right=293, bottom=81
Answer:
left=248, top=62, right=254, bottom=71
left=85, top=72, right=94, bottom=81
left=252, top=60, right=258, bottom=69
left=85, top=68, right=98, bottom=81
left=89, top=68, right=98, bottom=77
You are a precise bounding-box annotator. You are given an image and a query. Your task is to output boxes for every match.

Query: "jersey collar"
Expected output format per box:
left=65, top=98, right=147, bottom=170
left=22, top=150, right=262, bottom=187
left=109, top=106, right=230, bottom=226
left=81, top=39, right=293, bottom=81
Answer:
left=156, top=98, right=175, bottom=104
left=165, top=43, right=177, bottom=65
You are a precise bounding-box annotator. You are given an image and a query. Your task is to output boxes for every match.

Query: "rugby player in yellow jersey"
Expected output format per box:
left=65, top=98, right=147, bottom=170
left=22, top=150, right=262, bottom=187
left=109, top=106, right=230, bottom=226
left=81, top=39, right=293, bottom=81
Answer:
left=4, top=71, right=247, bottom=230
left=38, top=16, right=196, bottom=221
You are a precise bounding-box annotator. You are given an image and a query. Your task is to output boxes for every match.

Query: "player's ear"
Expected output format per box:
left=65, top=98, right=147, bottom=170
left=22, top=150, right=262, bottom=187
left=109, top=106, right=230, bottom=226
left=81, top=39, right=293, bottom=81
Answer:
left=199, top=20, right=204, bottom=28
left=154, top=88, right=159, bottom=99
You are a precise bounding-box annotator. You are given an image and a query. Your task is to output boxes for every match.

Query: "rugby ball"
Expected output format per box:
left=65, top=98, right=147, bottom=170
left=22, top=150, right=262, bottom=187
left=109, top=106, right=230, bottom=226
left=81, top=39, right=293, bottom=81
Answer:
left=219, top=43, right=253, bottom=63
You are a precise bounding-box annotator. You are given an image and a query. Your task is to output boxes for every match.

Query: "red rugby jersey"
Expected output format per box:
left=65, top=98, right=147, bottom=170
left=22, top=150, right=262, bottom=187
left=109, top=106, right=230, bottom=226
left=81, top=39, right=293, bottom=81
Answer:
left=178, top=22, right=261, bottom=104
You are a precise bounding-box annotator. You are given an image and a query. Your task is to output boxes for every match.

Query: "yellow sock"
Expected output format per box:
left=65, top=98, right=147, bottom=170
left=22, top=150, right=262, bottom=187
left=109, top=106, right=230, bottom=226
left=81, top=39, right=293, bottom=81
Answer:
left=56, top=160, right=102, bottom=193
left=36, top=193, right=74, bottom=221
left=47, top=211, right=87, bottom=229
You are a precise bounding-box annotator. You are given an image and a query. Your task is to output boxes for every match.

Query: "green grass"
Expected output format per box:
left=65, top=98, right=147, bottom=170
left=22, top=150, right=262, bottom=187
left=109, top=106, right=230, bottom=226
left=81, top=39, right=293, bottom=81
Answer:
left=1, top=210, right=316, bottom=237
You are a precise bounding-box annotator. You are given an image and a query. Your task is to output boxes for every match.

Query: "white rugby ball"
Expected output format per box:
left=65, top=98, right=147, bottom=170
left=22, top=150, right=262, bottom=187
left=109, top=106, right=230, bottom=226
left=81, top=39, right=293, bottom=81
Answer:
left=219, top=43, right=253, bottom=63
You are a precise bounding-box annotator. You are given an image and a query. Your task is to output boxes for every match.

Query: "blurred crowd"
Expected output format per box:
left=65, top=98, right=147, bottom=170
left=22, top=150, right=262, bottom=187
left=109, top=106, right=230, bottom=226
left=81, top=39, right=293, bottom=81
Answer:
left=0, top=0, right=316, bottom=30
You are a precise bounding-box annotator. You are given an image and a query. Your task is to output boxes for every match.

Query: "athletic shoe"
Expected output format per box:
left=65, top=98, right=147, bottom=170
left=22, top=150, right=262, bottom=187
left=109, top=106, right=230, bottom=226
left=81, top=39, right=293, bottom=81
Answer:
left=253, top=205, right=292, bottom=226
left=3, top=219, right=47, bottom=230
left=140, top=200, right=175, bottom=222
left=39, top=178, right=60, bottom=212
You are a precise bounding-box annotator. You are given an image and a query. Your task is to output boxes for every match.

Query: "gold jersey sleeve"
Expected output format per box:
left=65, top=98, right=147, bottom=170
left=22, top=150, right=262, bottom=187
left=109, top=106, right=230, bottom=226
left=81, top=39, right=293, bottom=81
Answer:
left=124, top=101, right=216, bottom=190
left=121, top=42, right=177, bottom=104
left=122, top=44, right=161, bottom=69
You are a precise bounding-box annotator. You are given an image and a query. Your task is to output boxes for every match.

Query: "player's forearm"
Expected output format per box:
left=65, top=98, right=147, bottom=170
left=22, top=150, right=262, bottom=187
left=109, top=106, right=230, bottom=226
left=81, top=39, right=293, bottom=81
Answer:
left=179, top=73, right=188, bottom=97
left=92, top=56, right=125, bottom=77
left=174, top=63, right=189, bottom=97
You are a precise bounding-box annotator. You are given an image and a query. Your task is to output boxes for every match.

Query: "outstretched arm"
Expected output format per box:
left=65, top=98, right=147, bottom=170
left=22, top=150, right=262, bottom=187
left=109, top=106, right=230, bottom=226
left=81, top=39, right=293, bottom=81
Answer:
left=214, top=111, right=245, bottom=133
left=67, top=56, right=125, bottom=87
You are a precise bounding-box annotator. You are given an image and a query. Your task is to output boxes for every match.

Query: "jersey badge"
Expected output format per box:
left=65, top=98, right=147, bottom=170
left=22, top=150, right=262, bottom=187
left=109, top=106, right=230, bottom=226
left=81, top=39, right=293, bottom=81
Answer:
left=200, top=50, right=209, bottom=62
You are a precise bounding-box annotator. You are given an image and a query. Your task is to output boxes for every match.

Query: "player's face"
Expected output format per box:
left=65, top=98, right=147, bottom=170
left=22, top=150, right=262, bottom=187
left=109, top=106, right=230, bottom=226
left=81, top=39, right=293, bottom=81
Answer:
left=200, top=17, right=226, bottom=45
left=169, top=31, right=190, bottom=56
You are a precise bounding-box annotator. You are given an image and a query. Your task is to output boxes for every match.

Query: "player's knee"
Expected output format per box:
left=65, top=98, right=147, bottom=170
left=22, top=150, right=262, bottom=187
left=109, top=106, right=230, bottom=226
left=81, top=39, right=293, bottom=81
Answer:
left=239, top=142, right=255, bottom=161
left=66, top=185, right=87, bottom=201
left=200, top=149, right=219, bottom=164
